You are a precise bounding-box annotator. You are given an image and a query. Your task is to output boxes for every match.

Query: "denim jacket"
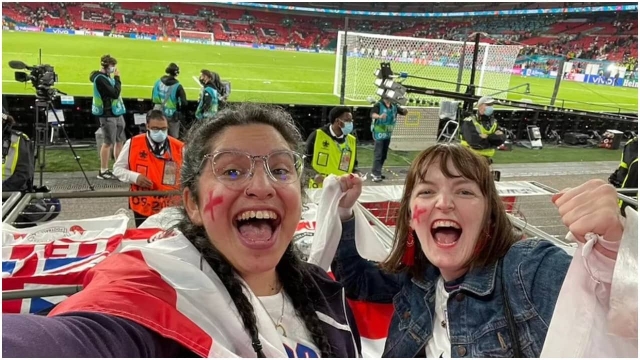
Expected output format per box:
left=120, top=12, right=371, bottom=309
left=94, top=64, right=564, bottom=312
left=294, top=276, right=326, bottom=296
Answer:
left=331, top=219, right=572, bottom=358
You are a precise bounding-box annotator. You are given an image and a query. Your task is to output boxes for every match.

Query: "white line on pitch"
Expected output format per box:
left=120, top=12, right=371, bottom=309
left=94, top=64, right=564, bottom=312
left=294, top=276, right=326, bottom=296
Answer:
left=3, top=52, right=333, bottom=73
left=191, top=76, right=203, bottom=89
left=1, top=80, right=334, bottom=96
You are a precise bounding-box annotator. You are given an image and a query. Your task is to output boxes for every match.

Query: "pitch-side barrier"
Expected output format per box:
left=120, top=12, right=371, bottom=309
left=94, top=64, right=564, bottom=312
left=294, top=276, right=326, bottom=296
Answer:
left=2, top=192, right=23, bottom=221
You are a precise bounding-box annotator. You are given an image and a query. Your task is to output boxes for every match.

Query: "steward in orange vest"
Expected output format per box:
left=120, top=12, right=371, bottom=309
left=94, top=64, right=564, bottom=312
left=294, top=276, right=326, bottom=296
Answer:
left=112, top=110, right=184, bottom=227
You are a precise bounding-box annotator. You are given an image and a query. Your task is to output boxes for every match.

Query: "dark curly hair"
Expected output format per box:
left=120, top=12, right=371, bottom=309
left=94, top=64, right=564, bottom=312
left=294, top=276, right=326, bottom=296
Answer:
left=177, top=103, right=333, bottom=357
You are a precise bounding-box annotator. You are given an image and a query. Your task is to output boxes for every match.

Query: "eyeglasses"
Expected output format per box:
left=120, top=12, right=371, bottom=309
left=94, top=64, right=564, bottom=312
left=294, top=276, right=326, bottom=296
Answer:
left=203, top=150, right=305, bottom=187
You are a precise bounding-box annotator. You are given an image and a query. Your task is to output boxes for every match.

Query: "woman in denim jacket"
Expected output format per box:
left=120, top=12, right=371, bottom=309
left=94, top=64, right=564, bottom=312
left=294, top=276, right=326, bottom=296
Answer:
left=332, top=144, right=627, bottom=358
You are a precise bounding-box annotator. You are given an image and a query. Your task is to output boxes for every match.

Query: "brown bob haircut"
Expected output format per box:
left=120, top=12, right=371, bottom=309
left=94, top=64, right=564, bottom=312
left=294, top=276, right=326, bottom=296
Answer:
left=381, top=143, right=520, bottom=280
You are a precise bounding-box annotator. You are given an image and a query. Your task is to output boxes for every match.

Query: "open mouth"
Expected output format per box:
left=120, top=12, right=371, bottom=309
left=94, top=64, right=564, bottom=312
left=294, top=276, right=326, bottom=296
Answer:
left=430, top=219, right=462, bottom=248
left=233, top=210, right=282, bottom=247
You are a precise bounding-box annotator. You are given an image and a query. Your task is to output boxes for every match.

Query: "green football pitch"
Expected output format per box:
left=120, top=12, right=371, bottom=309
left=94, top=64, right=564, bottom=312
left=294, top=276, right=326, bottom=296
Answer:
left=2, top=32, right=638, bottom=113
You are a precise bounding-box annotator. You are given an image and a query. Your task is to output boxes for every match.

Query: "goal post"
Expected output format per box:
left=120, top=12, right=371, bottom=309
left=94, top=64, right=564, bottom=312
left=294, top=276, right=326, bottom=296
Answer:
left=333, top=31, right=521, bottom=102
left=179, top=30, right=215, bottom=45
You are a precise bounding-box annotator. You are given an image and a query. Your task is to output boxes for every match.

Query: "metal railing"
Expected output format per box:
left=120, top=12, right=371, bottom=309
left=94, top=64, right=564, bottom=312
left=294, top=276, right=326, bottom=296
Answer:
left=2, top=286, right=83, bottom=301
left=531, top=182, right=638, bottom=208
left=2, top=192, right=23, bottom=221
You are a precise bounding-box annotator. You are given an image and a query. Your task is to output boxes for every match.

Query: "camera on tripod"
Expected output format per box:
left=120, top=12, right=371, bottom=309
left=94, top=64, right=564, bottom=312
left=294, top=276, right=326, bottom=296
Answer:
left=6, top=59, right=94, bottom=190
left=8, top=60, right=59, bottom=100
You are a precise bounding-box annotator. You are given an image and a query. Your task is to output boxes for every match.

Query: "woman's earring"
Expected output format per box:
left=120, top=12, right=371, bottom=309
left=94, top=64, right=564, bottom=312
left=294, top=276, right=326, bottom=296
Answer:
left=402, top=229, right=416, bottom=266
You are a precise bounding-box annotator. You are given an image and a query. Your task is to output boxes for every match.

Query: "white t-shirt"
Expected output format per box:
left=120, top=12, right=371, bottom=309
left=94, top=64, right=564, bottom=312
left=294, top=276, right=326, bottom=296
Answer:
left=425, top=277, right=451, bottom=358
left=259, top=292, right=322, bottom=358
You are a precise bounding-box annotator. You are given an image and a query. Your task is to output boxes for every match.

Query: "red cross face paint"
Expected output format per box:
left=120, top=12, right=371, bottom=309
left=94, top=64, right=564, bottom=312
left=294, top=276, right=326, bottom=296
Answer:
left=412, top=206, right=428, bottom=224
left=203, top=192, right=224, bottom=222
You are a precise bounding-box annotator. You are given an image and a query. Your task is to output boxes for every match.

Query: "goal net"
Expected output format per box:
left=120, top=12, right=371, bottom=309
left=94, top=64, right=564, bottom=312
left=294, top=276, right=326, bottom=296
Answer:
left=179, top=30, right=215, bottom=45
left=333, top=31, right=522, bottom=103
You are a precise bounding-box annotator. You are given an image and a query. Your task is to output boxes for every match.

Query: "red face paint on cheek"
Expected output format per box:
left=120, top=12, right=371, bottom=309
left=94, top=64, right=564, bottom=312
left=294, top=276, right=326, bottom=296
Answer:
left=203, top=192, right=224, bottom=222
left=412, top=206, right=428, bottom=224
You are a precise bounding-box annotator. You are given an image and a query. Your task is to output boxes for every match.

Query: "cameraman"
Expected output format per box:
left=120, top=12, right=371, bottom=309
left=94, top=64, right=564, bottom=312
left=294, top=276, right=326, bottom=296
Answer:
left=151, top=63, right=187, bottom=139
left=2, top=112, right=33, bottom=192
left=90, top=54, right=126, bottom=181
left=195, top=69, right=219, bottom=121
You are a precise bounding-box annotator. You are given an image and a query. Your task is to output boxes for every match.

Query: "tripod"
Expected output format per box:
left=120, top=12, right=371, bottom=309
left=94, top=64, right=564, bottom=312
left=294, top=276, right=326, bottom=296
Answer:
left=34, top=93, right=95, bottom=191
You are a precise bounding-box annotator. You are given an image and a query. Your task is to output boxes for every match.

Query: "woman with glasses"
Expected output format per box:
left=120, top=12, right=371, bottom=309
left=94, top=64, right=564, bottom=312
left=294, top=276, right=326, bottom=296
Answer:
left=2, top=104, right=362, bottom=358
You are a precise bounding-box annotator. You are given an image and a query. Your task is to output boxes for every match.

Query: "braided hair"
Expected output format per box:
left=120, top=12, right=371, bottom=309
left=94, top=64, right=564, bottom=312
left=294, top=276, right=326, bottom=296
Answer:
left=178, top=103, right=334, bottom=357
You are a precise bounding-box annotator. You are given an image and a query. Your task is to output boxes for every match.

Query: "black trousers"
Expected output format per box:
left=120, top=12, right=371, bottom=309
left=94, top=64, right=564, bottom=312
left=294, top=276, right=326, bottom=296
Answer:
left=372, top=138, right=391, bottom=177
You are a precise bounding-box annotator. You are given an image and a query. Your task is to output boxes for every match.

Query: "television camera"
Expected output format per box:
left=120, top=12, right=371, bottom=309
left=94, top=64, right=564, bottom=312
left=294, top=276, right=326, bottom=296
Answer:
left=8, top=60, right=62, bottom=100
left=6, top=60, right=93, bottom=190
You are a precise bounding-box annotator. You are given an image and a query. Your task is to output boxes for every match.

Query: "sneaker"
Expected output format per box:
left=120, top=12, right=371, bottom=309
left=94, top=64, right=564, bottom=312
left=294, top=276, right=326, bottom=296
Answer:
left=372, top=175, right=383, bottom=183
left=381, top=175, right=387, bottom=179
left=97, top=170, right=118, bottom=180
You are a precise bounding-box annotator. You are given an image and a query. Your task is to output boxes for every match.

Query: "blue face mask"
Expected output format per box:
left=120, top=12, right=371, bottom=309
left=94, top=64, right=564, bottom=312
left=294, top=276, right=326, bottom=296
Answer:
left=149, top=129, right=168, bottom=143
left=341, top=121, right=354, bottom=135
left=484, top=106, right=494, bottom=116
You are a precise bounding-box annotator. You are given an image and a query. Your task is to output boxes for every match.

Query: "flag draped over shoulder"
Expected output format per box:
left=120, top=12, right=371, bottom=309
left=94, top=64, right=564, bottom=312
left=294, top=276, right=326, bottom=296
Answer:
left=0, top=181, right=398, bottom=357
left=308, top=175, right=394, bottom=357
left=1, top=214, right=357, bottom=358
left=49, top=234, right=295, bottom=358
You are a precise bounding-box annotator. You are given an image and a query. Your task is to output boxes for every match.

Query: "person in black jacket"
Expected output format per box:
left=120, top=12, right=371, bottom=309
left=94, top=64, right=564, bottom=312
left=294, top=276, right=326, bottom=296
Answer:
left=211, top=71, right=228, bottom=109
left=151, top=63, right=187, bottom=139
left=194, top=70, right=220, bottom=122
left=90, top=54, right=126, bottom=180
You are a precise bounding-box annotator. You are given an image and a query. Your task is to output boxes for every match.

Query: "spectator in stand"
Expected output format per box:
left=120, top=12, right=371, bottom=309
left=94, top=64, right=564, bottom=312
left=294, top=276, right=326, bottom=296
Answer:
left=90, top=54, right=126, bottom=181
left=152, top=63, right=187, bottom=139
left=195, top=70, right=219, bottom=121
left=113, top=110, right=184, bottom=227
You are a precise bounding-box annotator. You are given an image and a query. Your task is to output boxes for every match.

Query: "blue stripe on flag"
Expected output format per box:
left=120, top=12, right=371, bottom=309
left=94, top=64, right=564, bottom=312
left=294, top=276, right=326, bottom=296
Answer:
left=43, top=256, right=90, bottom=272
left=2, top=261, right=17, bottom=275
left=29, top=297, right=57, bottom=314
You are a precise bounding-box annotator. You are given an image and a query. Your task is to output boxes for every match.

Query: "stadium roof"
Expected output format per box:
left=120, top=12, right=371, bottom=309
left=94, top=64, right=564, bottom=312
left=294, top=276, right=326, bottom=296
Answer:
left=267, top=2, right=636, bottom=13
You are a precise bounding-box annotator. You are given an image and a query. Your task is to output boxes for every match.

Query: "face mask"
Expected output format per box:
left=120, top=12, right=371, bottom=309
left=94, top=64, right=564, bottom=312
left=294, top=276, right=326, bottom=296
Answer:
left=108, top=66, right=115, bottom=74
left=341, top=121, right=354, bottom=135
left=149, top=129, right=168, bottom=143
left=484, top=106, right=494, bottom=116
left=199, top=78, right=206, bottom=85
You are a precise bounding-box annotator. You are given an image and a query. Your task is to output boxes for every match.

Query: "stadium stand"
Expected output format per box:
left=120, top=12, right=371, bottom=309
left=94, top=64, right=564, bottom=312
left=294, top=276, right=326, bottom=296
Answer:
left=2, top=2, right=637, bottom=63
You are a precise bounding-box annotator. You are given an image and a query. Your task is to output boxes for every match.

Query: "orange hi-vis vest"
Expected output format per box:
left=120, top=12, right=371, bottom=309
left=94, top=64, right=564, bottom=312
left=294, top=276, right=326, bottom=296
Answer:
left=128, top=134, right=184, bottom=217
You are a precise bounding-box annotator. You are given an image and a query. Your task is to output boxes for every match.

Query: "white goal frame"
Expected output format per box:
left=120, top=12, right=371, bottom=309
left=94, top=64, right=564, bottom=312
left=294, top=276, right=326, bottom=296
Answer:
left=333, top=31, right=521, bottom=102
left=179, top=30, right=215, bottom=44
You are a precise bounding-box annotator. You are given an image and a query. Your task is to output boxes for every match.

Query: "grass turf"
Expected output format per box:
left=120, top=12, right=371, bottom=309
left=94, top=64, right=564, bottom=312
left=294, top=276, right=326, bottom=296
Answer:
left=3, top=32, right=637, bottom=113
left=42, top=145, right=621, bottom=173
